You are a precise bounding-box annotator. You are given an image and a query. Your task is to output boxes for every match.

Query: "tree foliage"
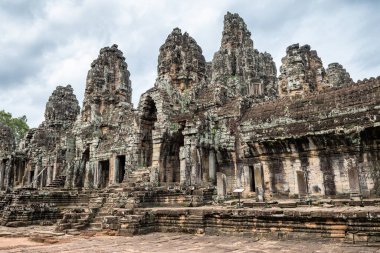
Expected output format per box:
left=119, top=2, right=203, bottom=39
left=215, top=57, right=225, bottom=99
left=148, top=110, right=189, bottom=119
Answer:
left=0, top=110, right=29, bottom=143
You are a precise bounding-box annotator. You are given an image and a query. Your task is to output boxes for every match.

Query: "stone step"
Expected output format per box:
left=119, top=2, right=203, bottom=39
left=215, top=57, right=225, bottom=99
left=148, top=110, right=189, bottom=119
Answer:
left=88, top=222, right=102, bottom=230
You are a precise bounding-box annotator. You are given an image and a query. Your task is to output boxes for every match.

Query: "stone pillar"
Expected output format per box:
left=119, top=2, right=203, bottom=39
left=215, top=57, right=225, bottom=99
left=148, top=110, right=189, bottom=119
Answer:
left=179, top=146, right=187, bottom=185
left=3, top=159, right=12, bottom=190
left=217, top=172, right=227, bottom=198
left=34, top=163, right=40, bottom=188
left=0, top=160, right=4, bottom=190
left=190, top=145, right=198, bottom=185
left=85, top=160, right=96, bottom=189
left=52, top=162, right=57, bottom=181
left=209, top=150, right=216, bottom=184
left=96, top=161, right=101, bottom=189
left=231, top=152, right=239, bottom=189
left=242, top=165, right=250, bottom=191
left=47, top=166, right=52, bottom=186
left=113, top=156, right=119, bottom=184
left=254, top=163, right=264, bottom=201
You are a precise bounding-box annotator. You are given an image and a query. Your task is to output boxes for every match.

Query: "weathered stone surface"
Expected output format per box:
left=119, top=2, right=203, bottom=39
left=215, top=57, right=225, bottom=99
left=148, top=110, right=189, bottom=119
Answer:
left=70, top=44, right=138, bottom=189
left=326, top=62, right=353, bottom=87
left=12, top=85, right=79, bottom=189
left=0, top=123, right=15, bottom=157
left=278, top=43, right=327, bottom=97
left=44, top=85, right=80, bottom=126
left=2, top=11, right=380, bottom=242
left=0, top=123, right=15, bottom=190
left=82, top=44, right=132, bottom=123
left=211, top=12, right=277, bottom=100
left=156, top=28, right=206, bottom=96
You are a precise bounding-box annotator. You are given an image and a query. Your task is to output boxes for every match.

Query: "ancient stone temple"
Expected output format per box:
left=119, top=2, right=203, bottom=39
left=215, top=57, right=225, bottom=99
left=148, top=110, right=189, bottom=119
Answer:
left=1, top=12, right=380, bottom=241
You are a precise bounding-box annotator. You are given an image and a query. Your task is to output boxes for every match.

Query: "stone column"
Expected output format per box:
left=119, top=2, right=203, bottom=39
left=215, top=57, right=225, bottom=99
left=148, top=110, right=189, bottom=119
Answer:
left=190, top=145, right=198, bottom=185
left=217, top=172, right=227, bottom=198
left=0, top=160, right=4, bottom=190
left=34, top=163, right=40, bottom=188
left=113, top=156, right=119, bottom=184
left=84, top=161, right=91, bottom=189
left=46, top=166, right=52, bottom=186
left=96, top=161, right=101, bottom=189
left=242, top=165, right=250, bottom=191
left=209, top=150, right=216, bottom=184
left=254, top=163, right=264, bottom=201
left=179, top=146, right=187, bottom=185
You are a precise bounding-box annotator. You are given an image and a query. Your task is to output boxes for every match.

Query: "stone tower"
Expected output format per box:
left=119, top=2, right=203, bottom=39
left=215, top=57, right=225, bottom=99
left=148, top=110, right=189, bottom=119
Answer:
left=156, top=28, right=206, bottom=96
left=81, top=44, right=132, bottom=123
left=211, top=12, right=277, bottom=99
left=278, top=43, right=328, bottom=97
left=326, top=62, right=353, bottom=88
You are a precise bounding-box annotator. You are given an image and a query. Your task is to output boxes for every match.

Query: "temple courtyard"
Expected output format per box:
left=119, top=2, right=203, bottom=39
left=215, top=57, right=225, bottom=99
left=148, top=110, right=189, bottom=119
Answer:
left=0, top=225, right=378, bottom=253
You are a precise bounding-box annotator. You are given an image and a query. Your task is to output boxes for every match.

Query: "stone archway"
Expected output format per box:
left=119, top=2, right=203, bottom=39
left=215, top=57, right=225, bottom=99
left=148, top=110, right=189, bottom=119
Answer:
left=159, top=129, right=184, bottom=183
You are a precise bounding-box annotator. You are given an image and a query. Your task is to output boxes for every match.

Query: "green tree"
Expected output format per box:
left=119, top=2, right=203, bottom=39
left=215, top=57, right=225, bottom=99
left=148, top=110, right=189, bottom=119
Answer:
left=0, top=110, right=29, bottom=143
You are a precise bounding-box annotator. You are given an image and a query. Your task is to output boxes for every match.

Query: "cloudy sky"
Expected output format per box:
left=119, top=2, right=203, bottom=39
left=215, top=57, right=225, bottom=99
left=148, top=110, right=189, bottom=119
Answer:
left=0, top=0, right=379, bottom=127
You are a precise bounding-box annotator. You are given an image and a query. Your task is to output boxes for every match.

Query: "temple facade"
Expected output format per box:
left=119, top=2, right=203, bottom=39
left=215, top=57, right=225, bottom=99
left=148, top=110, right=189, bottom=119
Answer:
left=1, top=12, right=380, bottom=201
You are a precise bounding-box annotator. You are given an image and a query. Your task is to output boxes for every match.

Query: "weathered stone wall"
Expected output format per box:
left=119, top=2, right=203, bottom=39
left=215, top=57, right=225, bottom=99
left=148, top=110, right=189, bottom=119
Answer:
left=129, top=207, right=380, bottom=241
left=0, top=123, right=15, bottom=190
left=240, top=77, right=380, bottom=197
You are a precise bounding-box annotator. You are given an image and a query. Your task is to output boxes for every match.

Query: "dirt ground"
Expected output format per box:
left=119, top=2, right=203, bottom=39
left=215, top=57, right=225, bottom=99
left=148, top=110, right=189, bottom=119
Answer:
left=0, top=229, right=379, bottom=253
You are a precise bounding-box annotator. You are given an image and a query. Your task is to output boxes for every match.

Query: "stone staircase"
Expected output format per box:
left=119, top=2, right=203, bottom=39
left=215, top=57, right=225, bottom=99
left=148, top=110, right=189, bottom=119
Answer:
left=51, top=167, right=217, bottom=235
left=46, top=175, right=66, bottom=188
left=0, top=193, right=13, bottom=212
left=56, top=193, right=105, bottom=233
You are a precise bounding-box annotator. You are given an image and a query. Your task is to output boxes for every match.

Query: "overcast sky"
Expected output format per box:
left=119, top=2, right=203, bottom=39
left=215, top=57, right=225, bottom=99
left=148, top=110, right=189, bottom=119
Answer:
left=0, top=0, right=379, bottom=127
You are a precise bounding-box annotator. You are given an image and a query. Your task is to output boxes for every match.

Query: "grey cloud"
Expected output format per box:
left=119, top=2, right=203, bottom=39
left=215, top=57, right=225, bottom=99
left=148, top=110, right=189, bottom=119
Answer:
left=0, top=0, right=46, bottom=20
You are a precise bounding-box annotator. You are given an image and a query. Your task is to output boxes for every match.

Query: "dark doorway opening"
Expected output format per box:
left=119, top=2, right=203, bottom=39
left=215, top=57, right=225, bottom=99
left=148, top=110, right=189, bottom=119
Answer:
left=249, top=165, right=256, bottom=192
left=117, top=155, right=126, bottom=183
left=29, top=170, right=35, bottom=185
left=159, top=128, right=184, bottom=183
left=99, top=160, right=110, bottom=188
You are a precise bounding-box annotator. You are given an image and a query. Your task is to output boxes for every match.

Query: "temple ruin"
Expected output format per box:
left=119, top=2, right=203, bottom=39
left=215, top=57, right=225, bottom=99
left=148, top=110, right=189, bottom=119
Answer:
left=1, top=12, right=380, bottom=242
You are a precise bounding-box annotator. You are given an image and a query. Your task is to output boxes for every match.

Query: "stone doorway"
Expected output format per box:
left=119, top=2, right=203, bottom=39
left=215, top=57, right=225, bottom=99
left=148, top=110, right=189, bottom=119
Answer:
left=348, top=166, right=360, bottom=192
left=249, top=165, right=256, bottom=192
left=140, top=96, right=157, bottom=167
left=297, top=171, right=307, bottom=196
left=159, top=130, right=184, bottom=183
left=117, top=155, right=126, bottom=183
left=99, top=160, right=110, bottom=188
left=29, top=170, right=35, bottom=185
